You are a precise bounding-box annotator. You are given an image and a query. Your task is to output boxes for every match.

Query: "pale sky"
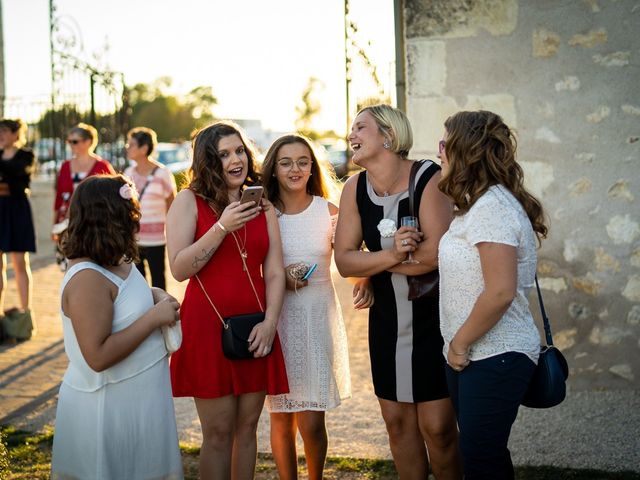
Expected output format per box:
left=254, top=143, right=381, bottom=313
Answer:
left=3, top=0, right=396, bottom=134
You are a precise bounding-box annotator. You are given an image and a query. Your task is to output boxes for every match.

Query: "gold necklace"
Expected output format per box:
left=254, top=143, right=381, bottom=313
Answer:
left=230, top=226, right=248, bottom=269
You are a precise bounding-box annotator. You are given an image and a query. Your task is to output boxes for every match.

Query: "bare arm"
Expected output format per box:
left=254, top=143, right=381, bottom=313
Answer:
left=388, top=170, right=453, bottom=276
left=165, top=171, right=177, bottom=212
left=62, top=270, right=180, bottom=372
left=447, top=242, right=517, bottom=369
left=334, top=175, right=404, bottom=277
left=247, top=207, right=286, bottom=357
left=166, top=189, right=221, bottom=281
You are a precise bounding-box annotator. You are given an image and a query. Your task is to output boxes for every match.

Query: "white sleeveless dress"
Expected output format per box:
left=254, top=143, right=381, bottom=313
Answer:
left=51, top=262, right=183, bottom=480
left=266, top=196, right=351, bottom=412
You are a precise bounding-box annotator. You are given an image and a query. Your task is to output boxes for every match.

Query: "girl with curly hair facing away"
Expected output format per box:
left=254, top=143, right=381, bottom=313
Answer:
left=437, top=110, right=548, bottom=479
left=166, top=121, right=288, bottom=479
left=51, top=174, right=183, bottom=480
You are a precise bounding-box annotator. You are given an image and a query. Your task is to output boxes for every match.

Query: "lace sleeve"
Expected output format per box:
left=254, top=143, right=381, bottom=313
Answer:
left=330, top=213, right=339, bottom=245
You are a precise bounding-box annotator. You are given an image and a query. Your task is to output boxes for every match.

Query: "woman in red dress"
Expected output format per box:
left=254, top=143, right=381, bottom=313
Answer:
left=166, top=120, right=288, bottom=479
left=53, top=123, right=115, bottom=229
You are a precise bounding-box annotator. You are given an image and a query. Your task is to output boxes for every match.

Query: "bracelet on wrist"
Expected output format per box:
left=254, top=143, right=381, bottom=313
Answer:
left=217, top=221, right=228, bottom=233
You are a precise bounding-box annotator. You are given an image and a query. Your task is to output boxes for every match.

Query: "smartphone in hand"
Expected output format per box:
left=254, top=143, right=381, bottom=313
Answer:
left=301, top=263, right=318, bottom=281
left=239, top=186, right=264, bottom=205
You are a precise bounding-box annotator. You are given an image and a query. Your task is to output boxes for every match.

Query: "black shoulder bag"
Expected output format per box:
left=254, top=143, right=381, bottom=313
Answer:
left=195, top=231, right=267, bottom=360
left=407, top=160, right=440, bottom=300
left=521, top=276, right=569, bottom=408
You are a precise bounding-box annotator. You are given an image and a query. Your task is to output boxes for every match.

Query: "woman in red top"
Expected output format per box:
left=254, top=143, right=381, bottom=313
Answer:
left=166, top=121, right=288, bottom=479
left=52, top=123, right=115, bottom=229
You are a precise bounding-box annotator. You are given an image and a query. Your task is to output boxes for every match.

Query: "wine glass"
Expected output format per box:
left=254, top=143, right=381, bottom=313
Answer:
left=400, top=216, right=420, bottom=264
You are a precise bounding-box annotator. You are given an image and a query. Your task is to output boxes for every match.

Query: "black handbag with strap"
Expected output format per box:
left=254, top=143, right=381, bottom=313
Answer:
left=406, top=160, right=440, bottom=300
left=521, top=276, right=569, bottom=408
left=196, top=229, right=267, bottom=360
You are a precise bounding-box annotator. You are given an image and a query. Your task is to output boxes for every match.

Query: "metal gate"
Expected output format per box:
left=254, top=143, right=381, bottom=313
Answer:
left=1, top=2, right=128, bottom=172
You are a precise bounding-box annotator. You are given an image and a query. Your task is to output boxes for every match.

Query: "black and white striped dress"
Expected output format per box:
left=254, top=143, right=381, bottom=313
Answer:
left=355, top=160, right=449, bottom=403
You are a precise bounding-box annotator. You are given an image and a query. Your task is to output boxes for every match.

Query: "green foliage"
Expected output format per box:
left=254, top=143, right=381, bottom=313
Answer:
left=0, top=427, right=10, bottom=478
left=3, top=426, right=639, bottom=480
left=1, top=426, right=54, bottom=479
left=127, top=78, right=217, bottom=142
left=36, top=104, right=120, bottom=142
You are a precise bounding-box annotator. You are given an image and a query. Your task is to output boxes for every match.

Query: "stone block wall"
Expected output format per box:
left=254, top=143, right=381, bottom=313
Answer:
left=403, top=0, right=639, bottom=389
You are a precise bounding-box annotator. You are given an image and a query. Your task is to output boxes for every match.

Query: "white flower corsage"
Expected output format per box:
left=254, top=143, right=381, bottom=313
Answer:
left=377, top=218, right=397, bottom=238
left=119, top=183, right=137, bottom=200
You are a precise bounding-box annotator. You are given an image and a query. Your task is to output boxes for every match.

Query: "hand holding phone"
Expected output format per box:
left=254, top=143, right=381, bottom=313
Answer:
left=239, top=186, right=264, bottom=205
left=301, top=263, right=318, bottom=281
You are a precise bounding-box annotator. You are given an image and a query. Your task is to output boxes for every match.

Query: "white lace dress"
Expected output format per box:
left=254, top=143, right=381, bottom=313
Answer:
left=266, top=196, right=351, bottom=412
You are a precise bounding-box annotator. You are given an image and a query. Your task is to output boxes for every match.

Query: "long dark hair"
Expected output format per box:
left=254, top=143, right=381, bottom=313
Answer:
left=187, top=121, right=261, bottom=214
left=261, top=134, right=338, bottom=211
left=61, top=174, right=141, bottom=265
left=439, top=110, right=548, bottom=241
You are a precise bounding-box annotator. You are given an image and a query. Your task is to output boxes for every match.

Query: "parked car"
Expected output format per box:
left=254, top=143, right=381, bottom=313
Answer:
left=319, top=139, right=351, bottom=178
left=155, top=142, right=192, bottom=174
left=327, top=148, right=351, bottom=178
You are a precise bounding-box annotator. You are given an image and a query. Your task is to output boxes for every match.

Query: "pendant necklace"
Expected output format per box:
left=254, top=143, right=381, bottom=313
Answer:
left=376, top=170, right=402, bottom=197
left=231, top=226, right=248, bottom=270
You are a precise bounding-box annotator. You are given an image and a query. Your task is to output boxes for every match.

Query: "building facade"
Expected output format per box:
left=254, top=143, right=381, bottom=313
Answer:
left=400, top=0, right=639, bottom=389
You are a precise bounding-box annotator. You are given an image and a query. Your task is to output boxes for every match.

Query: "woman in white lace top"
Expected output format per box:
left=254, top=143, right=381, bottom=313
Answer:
left=438, top=110, right=548, bottom=479
left=262, top=134, right=373, bottom=480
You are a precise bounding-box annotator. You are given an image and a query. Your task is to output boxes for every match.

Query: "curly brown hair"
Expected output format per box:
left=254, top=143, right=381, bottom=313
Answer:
left=439, top=110, right=548, bottom=241
left=261, top=134, right=338, bottom=211
left=61, top=174, right=141, bottom=266
left=186, top=121, right=261, bottom=214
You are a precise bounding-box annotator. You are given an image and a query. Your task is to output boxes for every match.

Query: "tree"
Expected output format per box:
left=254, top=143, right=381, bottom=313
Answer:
left=127, top=78, right=217, bottom=141
left=293, top=77, right=343, bottom=141
left=295, top=77, right=323, bottom=140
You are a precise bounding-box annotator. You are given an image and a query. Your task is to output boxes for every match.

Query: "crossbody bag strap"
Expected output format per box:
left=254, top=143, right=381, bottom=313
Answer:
left=534, top=275, right=554, bottom=346
left=195, top=275, right=228, bottom=329
left=138, top=166, right=159, bottom=199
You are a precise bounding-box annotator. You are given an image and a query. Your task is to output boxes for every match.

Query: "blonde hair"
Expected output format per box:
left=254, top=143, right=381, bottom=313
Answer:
left=356, top=104, right=413, bottom=158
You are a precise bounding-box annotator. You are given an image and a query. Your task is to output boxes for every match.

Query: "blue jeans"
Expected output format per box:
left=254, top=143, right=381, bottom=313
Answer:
left=446, top=352, right=535, bottom=480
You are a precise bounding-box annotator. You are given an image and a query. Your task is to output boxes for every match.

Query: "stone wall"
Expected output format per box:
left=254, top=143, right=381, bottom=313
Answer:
left=403, top=0, right=639, bottom=389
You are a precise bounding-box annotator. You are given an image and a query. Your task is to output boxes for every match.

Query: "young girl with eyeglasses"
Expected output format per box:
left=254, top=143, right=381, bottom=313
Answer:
left=51, top=174, right=183, bottom=479
left=261, top=134, right=373, bottom=480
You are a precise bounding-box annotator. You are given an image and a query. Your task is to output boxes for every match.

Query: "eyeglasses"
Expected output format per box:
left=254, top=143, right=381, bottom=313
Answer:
left=67, top=139, right=83, bottom=145
left=277, top=159, right=313, bottom=171
left=438, top=140, right=446, bottom=154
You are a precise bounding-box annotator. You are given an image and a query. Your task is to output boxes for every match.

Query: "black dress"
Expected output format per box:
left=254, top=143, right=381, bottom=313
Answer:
left=0, top=148, right=36, bottom=253
left=355, top=160, right=448, bottom=402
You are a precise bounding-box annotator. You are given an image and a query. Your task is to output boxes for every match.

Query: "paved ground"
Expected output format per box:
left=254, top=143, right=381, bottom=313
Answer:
left=1, top=254, right=639, bottom=472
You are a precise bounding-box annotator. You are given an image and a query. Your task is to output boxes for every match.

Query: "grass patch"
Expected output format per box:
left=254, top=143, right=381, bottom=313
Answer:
left=2, top=426, right=639, bottom=479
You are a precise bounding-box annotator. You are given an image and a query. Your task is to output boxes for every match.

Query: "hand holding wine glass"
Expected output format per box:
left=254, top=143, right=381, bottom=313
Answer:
left=400, top=216, right=420, bottom=264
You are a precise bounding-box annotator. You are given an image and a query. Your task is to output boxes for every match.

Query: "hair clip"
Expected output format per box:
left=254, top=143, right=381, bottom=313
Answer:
left=119, top=183, right=137, bottom=200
